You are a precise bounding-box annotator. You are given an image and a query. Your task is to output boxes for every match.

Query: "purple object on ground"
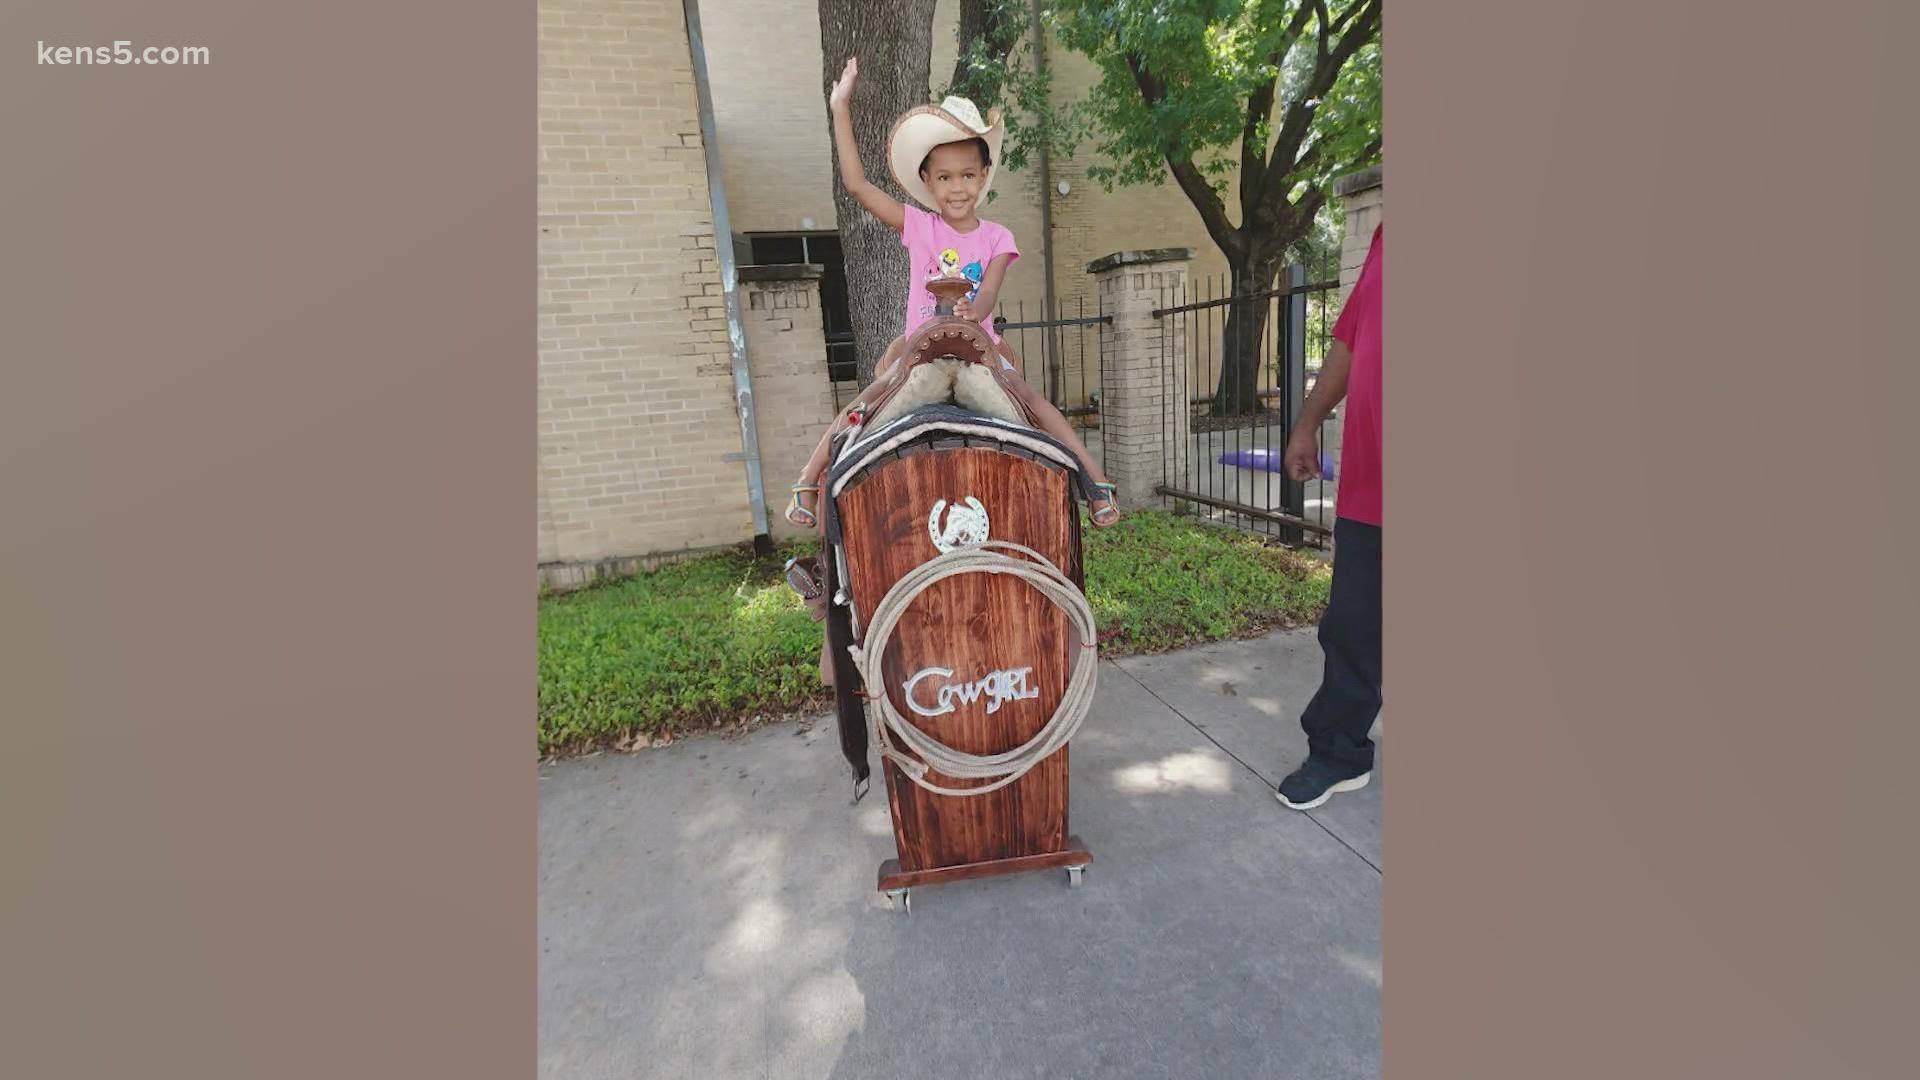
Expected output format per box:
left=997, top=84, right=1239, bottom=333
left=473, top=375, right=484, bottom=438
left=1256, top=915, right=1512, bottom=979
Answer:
left=1214, top=447, right=1337, bottom=481
left=1217, top=448, right=1283, bottom=472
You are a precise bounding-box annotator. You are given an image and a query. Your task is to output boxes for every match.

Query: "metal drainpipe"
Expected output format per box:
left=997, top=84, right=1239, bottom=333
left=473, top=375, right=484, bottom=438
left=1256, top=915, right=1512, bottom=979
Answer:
left=683, top=0, right=774, bottom=556
left=1032, top=0, right=1061, bottom=403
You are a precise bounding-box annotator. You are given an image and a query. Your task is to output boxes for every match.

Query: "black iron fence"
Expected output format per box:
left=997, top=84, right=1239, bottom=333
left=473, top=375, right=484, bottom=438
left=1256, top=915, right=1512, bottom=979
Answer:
left=1153, top=264, right=1343, bottom=548
left=995, top=298, right=1109, bottom=465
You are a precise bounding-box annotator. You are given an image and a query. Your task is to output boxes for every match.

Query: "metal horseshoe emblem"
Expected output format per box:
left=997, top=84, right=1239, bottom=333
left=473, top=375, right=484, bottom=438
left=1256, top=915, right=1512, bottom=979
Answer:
left=927, top=497, right=990, bottom=553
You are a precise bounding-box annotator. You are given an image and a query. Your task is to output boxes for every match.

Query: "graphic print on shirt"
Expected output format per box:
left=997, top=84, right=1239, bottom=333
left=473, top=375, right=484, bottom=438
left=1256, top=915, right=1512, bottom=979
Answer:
left=925, top=248, right=986, bottom=309
left=904, top=208, right=1014, bottom=337
left=961, top=260, right=984, bottom=297
left=922, top=248, right=986, bottom=322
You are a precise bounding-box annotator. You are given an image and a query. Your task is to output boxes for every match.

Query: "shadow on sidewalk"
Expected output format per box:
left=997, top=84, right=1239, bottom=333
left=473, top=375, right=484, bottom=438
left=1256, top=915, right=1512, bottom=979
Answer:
left=538, top=629, right=1380, bottom=1080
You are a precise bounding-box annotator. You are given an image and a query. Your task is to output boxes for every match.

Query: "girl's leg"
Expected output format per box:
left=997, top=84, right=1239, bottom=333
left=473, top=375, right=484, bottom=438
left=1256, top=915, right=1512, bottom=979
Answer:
left=995, top=342, right=1121, bottom=526
left=784, top=429, right=835, bottom=528
left=793, top=336, right=912, bottom=679
left=785, top=339, right=908, bottom=528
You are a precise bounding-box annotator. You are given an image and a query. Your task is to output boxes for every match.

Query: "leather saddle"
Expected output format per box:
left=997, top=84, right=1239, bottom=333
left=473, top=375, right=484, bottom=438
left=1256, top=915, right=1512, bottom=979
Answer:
left=856, top=277, right=1041, bottom=432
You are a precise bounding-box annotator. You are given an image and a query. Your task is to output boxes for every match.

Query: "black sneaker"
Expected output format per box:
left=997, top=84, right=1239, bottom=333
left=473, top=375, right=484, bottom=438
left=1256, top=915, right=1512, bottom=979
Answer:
left=1275, top=757, right=1371, bottom=810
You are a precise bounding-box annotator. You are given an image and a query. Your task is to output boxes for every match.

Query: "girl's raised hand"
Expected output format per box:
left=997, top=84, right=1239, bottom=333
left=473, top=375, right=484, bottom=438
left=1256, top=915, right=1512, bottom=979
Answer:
left=829, top=57, right=858, bottom=111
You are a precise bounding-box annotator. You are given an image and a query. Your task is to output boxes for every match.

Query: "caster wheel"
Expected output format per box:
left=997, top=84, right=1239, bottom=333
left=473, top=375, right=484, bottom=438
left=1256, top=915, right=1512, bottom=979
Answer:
left=1066, top=864, right=1086, bottom=888
left=884, top=888, right=911, bottom=913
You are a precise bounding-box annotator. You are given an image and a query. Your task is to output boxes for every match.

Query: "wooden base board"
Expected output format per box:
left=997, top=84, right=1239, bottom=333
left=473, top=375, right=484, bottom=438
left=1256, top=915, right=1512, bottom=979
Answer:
left=877, top=835, right=1092, bottom=892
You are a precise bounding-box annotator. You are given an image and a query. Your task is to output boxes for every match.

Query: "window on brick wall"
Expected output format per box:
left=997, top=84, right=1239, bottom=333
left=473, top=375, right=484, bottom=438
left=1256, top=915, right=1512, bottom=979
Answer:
left=744, top=232, right=855, bottom=384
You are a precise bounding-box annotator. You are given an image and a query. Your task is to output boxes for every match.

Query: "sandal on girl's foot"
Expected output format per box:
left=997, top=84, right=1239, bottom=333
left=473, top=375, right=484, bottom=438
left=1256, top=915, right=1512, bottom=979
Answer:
left=1088, top=482, right=1121, bottom=528
left=785, top=484, right=821, bottom=528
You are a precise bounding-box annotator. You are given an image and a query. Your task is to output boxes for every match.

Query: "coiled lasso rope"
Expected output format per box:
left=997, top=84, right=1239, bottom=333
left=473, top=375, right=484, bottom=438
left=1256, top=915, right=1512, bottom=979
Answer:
left=847, top=540, right=1098, bottom=798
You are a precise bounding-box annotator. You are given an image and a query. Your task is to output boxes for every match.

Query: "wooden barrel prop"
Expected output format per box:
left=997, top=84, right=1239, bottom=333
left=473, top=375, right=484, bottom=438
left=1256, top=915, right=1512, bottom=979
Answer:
left=832, top=417, right=1088, bottom=878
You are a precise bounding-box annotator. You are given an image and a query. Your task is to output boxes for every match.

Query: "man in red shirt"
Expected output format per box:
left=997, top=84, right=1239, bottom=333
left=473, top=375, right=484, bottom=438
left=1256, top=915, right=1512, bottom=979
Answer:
left=1277, top=222, right=1383, bottom=810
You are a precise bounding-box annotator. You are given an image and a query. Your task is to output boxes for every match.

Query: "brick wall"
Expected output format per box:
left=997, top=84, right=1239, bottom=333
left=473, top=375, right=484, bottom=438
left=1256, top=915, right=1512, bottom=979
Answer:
left=538, top=0, right=752, bottom=567
left=700, top=0, right=836, bottom=235
left=739, top=267, right=837, bottom=542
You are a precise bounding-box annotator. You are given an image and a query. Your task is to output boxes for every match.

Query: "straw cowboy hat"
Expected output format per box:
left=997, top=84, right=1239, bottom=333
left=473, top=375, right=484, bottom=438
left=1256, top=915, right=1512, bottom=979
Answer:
left=887, top=96, right=1006, bottom=212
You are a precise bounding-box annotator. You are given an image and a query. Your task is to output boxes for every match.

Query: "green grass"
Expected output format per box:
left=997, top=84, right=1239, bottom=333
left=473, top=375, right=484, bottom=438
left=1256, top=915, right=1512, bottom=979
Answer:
left=536, top=541, right=829, bottom=757
left=1082, top=511, right=1332, bottom=654
left=537, top=511, right=1330, bottom=757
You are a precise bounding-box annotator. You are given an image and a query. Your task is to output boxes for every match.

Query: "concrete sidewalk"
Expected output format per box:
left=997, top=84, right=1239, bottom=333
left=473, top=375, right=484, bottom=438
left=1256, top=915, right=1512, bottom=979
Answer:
left=539, top=628, right=1382, bottom=1080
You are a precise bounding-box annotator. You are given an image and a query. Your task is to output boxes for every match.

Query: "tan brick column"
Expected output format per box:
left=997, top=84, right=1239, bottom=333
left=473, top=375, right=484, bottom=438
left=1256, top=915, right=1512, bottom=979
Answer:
left=1333, top=167, right=1383, bottom=303
left=739, top=266, right=835, bottom=541
left=1089, top=248, right=1194, bottom=512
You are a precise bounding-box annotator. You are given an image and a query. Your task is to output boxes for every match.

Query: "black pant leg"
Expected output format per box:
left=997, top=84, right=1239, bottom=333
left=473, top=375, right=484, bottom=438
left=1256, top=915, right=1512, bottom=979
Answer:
left=1297, top=517, right=1383, bottom=773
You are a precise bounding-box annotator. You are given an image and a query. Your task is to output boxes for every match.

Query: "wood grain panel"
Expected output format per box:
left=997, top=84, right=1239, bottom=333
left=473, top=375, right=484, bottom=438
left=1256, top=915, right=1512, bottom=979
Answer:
left=836, top=442, right=1085, bottom=874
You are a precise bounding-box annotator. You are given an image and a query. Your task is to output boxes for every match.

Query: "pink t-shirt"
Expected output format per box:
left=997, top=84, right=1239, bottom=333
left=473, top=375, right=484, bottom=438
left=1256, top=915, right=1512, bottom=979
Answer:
left=900, top=205, right=1019, bottom=342
left=1332, top=223, right=1383, bottom=527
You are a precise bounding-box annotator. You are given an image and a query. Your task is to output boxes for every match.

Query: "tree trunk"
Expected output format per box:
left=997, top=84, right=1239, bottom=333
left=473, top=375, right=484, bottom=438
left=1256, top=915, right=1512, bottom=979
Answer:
left=819, top=0, right=938, bottom=387
left=1210, top=251, right=1284, bottom=417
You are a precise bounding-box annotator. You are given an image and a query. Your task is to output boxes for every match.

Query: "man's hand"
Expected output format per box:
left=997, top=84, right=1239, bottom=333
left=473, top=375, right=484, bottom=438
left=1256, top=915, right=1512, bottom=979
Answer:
left=828, top=57, right=857, bottom=112
left=1283, top=426, right=1321, bottom=481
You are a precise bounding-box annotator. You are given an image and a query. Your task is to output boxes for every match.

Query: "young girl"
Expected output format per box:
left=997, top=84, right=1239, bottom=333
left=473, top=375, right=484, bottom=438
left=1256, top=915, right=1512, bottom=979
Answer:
left=783, top=56, right=1120, bottom=532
